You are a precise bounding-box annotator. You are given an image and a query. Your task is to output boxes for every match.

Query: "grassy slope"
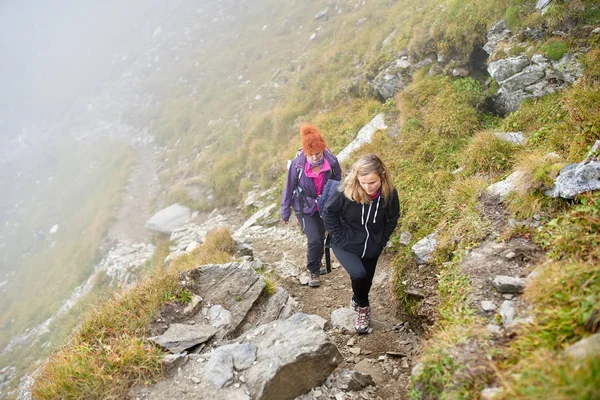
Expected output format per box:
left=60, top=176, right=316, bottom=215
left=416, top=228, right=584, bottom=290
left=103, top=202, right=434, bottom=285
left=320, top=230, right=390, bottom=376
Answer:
left=29, top=0, right=600, bottom=398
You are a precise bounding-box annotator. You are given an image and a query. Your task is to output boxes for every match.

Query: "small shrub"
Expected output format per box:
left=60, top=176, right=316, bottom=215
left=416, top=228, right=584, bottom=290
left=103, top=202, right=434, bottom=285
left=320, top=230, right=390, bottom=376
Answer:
left=542, top=40, right=568, bottom=61
left=537, top=192, right=600, bottom=262
left=204, top=227, right=237, bottom=255
left=504, top=6, right=519, bottom=28
left=460, top=130, right=518, bottom=175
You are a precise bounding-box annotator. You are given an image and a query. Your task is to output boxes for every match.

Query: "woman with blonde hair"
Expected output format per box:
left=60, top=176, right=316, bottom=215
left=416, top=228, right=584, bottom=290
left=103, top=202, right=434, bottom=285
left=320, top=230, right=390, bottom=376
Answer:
left=323, top=154, right=400, bottom=333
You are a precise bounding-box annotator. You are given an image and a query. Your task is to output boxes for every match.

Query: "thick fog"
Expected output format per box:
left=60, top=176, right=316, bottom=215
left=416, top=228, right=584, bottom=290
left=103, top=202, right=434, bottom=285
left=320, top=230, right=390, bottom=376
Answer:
left=0, top=0, right=160, bottom=141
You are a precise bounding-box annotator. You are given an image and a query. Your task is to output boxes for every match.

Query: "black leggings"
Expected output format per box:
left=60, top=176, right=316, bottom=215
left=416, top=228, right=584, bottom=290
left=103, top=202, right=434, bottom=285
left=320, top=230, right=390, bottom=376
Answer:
left=331, top=243, right=379, bottom=307
left=297, top=212, right=325, bottom=274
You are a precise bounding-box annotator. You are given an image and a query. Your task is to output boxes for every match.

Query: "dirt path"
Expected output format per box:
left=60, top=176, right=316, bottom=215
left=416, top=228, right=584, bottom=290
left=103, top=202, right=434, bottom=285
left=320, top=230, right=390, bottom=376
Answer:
left=245, top=221, right=421, bottom=399
left=107, top=140, right=160, bottom=246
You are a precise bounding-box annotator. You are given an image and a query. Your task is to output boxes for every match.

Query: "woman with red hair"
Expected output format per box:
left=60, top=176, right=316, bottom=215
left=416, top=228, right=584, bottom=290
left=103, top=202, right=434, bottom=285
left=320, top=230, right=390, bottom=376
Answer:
left=281, top=124, right=342, bottom=287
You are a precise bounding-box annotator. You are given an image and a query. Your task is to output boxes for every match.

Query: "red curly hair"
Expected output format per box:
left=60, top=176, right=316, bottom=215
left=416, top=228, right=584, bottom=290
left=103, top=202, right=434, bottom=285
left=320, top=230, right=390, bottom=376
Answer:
left=300, top=124, right=326, bottom=155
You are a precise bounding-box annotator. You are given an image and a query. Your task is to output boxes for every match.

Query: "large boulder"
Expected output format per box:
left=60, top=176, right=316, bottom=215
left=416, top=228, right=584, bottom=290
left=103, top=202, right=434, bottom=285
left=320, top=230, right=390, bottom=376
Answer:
left=371, top=57, right=414, bottom=100
left=337, top=113, right=387, bottom=162
left=544, top=161, right=600, bottom=199
left=145, top=203, right=191, bottom=234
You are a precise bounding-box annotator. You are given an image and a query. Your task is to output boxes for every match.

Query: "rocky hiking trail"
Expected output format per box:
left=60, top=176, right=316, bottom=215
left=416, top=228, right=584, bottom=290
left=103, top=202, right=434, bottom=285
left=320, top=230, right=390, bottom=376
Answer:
left=129, top=194, right=545, bottom=400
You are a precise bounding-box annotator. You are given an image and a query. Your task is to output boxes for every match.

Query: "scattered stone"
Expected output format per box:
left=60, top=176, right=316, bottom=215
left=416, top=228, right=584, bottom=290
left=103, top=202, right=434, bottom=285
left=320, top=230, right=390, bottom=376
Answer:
left=493, top=276, right=526, bottom=293
left=347, top=338, right=357, bottom=347
left=325, top=370, right=375, bottom=392
left=566, top=332, right=600, bottom=360
left=505, top=251, right=517, bottom=259
left=183, top=295, right=203, bottom=315
left=481, top=387, right=503, bottom=399
left=494, top=131, right=525, bottom=145
left=399, top=231, right=411, bottom=246
left=486, top=324, right=502, bottom=334
left=481, top=301, right=497, bottom=312
left=331, top=308, right=358, bottom=332
left=499, top=301, right=516, bottom=327
left=148, top=323, right=217, bottom=354
left=412, top=232, right=437, bottom=265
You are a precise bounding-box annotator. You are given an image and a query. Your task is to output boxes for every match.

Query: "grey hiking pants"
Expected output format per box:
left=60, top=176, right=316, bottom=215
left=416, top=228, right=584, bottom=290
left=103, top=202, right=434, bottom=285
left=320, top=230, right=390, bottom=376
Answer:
left=297, top=212, right=325, bottom=274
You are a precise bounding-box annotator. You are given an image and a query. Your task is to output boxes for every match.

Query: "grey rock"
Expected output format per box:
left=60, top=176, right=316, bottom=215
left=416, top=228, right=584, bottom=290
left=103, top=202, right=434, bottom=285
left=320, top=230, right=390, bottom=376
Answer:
left=308, top=314, right=328, bottom=330
left=486, top=324, right=502, bottom=334
left=161, top=353, right=189, bottom=374
left=239, top=313, right=341, bottom=399
left=209, top=305, right=232, bottom=330
left=144, top=203, right=191, bottom=234
left=494, top=131, right=525, bottom=145
left=337, top=113, right=387, bottom=162
left=356, top=17, right=367, bottom=26
left=484, top=20, right=511, bottom=55
left=185, top=262, right=266, bottom=338
left=204, top=344, right=258, bottom=388
left=412, top=232, right=437, bottom=265
left=487, top=171, right=525, bottom=201
left=331, top=308, right=357, bottom=331
left=234, top=204, right=277, bottom=237
left=551, top=53, right=584, bottom=84
left=500, top=65, right=546, bottom=93
left=531, top=53, right=549, bottom=68
left=493, top=275, right=526, bottom=293
left=488, top=55, right=529, bottom=82
left=481, top=387, right=503, bottom=399
left=587, top=140, right=600, bottom=159
left=183, top=295, right=203, bottom=315
left=149, top=323, right=217, bottom=354
left=258, top=287, right=297, bottom=325
left=314, top=7, right=328, bottom=21
left=544, top=161, right=600, bottom=199
left=399, top=231, right=412, bottom=246
left=493, top=89, right=527, bottom=115
left=481, top=301, right=497, bottom=312
left=325, top=370, right=375, bottom=391
left=566, top=333, right=600, bottom=360
left=371, top=57, right=413, bottom=100
left=536, top=0, right=553, bottom=12
left=499, top=300, right=516, bottom=326
left=382, top=29, right=397, bottom=48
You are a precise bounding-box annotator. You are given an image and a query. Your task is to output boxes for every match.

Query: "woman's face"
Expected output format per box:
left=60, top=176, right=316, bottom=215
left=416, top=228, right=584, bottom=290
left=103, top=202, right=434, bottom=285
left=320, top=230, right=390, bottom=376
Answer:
left=306, top=151, right=324, bottom=164
left=358, top=172, right=382, bottom=196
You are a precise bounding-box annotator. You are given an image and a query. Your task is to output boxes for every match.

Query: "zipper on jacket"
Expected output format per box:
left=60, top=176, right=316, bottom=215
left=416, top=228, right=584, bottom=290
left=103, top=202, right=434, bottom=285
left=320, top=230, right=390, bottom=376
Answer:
left=362, top=202, right=373, bottom=258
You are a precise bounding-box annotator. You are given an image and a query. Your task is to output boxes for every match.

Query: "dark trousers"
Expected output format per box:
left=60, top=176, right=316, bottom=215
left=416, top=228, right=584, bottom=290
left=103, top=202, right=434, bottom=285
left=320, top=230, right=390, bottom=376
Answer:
left=297, top=213, right=325, bottom=274
left=331, top=243, right=379, bottom=307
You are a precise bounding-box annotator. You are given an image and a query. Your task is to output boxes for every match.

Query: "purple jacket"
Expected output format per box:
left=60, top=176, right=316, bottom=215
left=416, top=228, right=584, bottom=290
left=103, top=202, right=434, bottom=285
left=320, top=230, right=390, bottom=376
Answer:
left=281, top=149, right=342, bottom=222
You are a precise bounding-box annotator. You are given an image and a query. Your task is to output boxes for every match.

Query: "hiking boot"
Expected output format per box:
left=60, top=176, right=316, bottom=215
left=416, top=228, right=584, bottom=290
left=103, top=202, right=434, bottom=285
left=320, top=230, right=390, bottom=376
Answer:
left=308, top=273, right=321, bottom=287
left=355, top=306, right=371, bottom=334
left=319, top=267, right=328, bottom=275
left=350, top=297, right=359, bottom=313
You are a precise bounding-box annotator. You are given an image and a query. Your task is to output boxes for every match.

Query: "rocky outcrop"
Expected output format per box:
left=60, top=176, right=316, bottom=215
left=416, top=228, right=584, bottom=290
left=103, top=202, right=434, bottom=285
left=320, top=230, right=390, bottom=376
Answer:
left=145, top=203, right=191, bottom=234
left=545, top=144, right=600, bottom=199
left=134, top=313, right=341, bottom=400
left=371, top=56, right=414, bottom=100
left=337, top=113, right=387, bottom=162
left=484, top=21, right=584, bottom=115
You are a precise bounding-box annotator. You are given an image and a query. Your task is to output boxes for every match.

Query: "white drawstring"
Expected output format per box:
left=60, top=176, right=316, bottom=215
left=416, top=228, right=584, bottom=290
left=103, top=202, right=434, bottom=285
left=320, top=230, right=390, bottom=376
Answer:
left=373, top=197, right=380, bottom=223
left=361, top=204, right=365, bottom=225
